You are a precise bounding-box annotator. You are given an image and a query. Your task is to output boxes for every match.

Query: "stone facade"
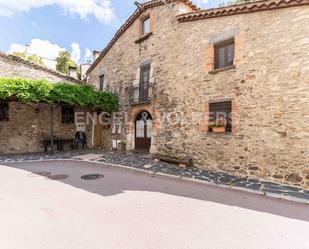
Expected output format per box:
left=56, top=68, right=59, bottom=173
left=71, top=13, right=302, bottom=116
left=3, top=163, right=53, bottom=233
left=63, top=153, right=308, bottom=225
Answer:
left=87, top=0, right=309, bottom=188
left=0, top=51, right=92, bottom=154
left=0, top=102, right=92, bottom=154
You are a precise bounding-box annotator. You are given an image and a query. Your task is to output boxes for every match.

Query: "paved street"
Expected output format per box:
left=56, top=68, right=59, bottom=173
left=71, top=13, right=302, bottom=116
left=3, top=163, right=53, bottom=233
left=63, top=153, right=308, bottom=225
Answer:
left=0, top=161, right=309, bottom=249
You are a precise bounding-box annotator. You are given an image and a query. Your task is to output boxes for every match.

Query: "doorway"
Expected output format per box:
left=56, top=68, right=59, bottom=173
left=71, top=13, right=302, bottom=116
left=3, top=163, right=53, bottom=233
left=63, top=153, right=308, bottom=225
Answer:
left=135, top=111, right=152, bottom=151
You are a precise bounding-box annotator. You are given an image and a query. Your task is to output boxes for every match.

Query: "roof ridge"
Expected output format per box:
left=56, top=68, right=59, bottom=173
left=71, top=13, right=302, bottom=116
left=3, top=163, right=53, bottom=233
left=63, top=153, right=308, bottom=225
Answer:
left=86, top=0, right=308, bottom=75
left=0, top=51, right=82, bottom=84
left=177, top=0, right=309, bottom=22
left=86, top=0, right=199, bottom=74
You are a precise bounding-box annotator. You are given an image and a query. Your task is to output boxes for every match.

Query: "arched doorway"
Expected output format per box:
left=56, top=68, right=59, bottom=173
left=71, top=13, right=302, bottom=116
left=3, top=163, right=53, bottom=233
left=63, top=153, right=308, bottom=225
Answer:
left=135, top=111, right=152, bottom=151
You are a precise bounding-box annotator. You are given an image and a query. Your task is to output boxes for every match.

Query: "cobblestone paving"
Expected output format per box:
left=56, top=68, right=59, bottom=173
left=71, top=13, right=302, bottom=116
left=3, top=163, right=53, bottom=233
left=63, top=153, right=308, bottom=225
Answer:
left=1, top=150, right=308, bottom=202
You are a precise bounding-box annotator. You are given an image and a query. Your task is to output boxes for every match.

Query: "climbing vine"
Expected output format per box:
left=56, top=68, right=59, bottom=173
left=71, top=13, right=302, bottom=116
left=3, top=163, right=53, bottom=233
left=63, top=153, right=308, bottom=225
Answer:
left=0, top=78, right=118, bottom=112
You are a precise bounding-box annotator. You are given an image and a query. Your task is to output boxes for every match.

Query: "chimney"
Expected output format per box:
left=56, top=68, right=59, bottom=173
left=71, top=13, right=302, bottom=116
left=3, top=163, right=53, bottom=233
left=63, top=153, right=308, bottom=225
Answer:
left=80, top=63, right=91, bottom=80
left=93, top=50, right=100, bottom=62
left=68, top=66, right=77, bottom=79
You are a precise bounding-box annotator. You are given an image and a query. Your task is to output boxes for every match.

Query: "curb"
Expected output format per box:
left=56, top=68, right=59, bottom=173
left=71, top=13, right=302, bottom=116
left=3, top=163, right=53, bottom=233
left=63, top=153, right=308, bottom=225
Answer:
left=2, top=158, right=309, bottom=205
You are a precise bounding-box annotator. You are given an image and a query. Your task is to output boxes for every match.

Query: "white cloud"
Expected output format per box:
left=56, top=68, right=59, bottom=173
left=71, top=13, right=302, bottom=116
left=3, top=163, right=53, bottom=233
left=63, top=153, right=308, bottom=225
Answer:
left=0, top=0, right=116, bottom=24
left=70, top=42, right=81, bottom=63
left=8, top=38, right=92, bottom=68
left=8, top=38, right=65, bottom=60
left=84, top=48, right=92, bottom=62
left=8, top=38, right=65, bottom=69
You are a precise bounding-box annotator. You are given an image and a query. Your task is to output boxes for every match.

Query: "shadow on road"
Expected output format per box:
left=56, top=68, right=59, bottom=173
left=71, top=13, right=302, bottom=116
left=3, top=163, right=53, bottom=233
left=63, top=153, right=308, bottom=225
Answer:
left=3, top=160, right=309, bottom=222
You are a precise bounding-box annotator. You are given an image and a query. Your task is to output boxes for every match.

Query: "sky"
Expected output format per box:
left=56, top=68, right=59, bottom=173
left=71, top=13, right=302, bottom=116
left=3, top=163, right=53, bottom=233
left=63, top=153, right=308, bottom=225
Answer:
left=0, top=0, right=226, bottom=68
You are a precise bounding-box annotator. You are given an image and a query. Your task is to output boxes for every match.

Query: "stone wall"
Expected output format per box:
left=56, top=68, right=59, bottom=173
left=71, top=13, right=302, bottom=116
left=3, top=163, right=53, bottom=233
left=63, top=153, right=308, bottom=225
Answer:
left=0, top=102, right=92, bottom=154
left=0, top=51, right=87, bottom=154
left=0, top=52, right=80, bottom=83
left=87, top=3, right=309, bottom=188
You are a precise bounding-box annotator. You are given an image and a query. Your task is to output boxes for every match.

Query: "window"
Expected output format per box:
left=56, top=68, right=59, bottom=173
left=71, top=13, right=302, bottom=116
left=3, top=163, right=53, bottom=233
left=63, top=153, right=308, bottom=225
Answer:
left=0, top=102, right=9, bottom=121
left=112, top=124, right=121, bottom=134
left=209, top=101, right=232, bottom=132
left=139, top=64, right=151, bottom=102
left=99, top=74, right=105, bottom=91
left=112, top=139, right=121, bottom=150
left=214, top=39, right=234, bottom=69
left=61, top=106, right=74, bottom=124
left=141, top=17, right=150, bottom=35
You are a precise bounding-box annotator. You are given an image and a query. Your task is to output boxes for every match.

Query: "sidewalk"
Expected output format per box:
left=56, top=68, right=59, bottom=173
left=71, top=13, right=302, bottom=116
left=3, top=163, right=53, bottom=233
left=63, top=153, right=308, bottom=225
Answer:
left=1, top=150, right=308, bottom=204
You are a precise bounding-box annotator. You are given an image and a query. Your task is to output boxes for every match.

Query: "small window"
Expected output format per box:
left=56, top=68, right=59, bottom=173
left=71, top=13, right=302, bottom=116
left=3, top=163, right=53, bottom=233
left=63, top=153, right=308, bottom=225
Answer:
left=112, top=124, right=121, bottom=134
left=209, top=101, right=232, bottom=132
left=112, top=139, right=121, bottom=150
left=99, top=74, right=105, bottom=91
left=0, top=102, right=9, bottom=121
left=141, top=17, right=150, bottom=35
left=61, top=106, right=74, bottom=124
left=214, top=39, right=234, bottom=69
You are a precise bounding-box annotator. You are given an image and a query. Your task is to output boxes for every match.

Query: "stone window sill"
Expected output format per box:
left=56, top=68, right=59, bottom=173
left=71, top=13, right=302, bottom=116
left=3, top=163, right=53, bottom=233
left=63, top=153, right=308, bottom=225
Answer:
left=135, top=32, right=153, bottom=44
left=207, top=132, right=232, bottom=135
left=130, top=100, right=151, bottom=106
left=204, top=132, right=244, bottom=139
left=209, top=65, right=236, bottom=74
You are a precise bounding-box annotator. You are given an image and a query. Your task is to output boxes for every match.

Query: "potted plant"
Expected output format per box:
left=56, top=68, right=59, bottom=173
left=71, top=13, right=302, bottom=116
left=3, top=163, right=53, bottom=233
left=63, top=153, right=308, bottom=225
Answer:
left=209, top=119, right=226, bottom=133
left=212, top=123, right=226, bottom=133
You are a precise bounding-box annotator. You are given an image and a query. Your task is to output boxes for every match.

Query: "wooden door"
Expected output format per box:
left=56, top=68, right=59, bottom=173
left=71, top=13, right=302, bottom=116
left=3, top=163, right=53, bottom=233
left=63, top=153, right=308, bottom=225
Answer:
left=135, top=111, right=152, bottom=150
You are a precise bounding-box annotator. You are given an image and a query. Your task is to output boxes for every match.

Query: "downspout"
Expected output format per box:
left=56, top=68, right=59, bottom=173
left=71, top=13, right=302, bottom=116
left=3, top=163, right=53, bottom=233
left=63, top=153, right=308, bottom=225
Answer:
left=50, top=105, right=54, bottom=154
left=91, top=111, right=95, bottom=147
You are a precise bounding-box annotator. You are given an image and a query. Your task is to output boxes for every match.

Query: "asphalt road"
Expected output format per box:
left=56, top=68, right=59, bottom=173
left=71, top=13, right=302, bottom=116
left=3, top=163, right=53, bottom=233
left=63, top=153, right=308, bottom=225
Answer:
left=0, top=161, right=308, bottom=249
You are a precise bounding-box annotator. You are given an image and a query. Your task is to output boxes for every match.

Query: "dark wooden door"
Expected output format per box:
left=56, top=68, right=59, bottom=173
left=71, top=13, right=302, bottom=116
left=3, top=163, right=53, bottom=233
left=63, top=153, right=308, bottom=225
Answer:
left=135, top=111, right=152, bottom=150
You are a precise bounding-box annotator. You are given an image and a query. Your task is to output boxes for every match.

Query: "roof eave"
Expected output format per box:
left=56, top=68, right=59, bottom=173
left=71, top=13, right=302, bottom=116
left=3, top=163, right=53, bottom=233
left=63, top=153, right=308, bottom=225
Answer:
left=86, top=0, right=199, bottom=75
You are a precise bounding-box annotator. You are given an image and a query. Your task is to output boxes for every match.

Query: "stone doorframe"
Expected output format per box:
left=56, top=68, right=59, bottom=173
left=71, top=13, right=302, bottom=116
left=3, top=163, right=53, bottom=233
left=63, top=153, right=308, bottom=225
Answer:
left=126, top=104, right=157, bottom=153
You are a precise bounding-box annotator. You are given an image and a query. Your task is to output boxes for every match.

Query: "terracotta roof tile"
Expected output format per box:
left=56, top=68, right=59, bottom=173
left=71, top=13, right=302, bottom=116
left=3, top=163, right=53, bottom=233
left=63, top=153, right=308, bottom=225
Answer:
left=86, top=0, right=308, bottom=75
left=177, top=0, right=309, bottom=22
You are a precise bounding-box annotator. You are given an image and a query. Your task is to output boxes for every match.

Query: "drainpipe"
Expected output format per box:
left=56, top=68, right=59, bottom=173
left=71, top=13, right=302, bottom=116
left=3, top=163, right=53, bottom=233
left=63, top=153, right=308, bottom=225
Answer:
left=91, top=112, right=95, bottom=147
left=50, top=105, right=54, bottom=154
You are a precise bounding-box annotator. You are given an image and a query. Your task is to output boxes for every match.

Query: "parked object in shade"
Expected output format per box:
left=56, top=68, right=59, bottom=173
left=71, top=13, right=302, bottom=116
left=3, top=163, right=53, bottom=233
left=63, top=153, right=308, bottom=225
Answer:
left=74, top=131, right=87, bottom=149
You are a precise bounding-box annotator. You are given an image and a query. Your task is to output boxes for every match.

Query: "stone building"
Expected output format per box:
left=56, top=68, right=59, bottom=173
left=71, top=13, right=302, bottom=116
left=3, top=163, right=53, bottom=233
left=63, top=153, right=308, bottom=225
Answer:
left=0, top=51, right=92, bottom=154
left=86, top=0, right=309, bottom=188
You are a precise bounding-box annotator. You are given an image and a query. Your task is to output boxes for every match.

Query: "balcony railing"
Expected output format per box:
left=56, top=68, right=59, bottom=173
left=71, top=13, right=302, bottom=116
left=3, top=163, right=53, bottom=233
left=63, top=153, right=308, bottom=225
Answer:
left=129, top=85, right=152, bottom=105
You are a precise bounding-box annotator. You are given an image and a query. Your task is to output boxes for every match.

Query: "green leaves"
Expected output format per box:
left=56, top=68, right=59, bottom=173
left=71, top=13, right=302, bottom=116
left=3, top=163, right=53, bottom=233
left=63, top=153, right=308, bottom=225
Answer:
left=0, top=78, right=118, bottom=112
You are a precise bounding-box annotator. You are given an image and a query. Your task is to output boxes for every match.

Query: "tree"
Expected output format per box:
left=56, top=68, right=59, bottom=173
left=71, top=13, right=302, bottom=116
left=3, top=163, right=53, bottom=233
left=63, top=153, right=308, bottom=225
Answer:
left=56, top=50, right=81, bottom=79
left=13, top=52, right=44, bottom=65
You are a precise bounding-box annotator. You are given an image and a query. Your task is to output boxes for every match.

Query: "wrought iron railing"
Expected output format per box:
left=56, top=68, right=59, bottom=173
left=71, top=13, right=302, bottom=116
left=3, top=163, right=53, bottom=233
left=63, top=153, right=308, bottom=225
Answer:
left=129, top=85, right=152, bottom=105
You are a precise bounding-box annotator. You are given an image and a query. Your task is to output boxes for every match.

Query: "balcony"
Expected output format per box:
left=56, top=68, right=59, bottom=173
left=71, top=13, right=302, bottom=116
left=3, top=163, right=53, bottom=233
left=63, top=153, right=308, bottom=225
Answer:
left=129, top=85, right=152, bottom=105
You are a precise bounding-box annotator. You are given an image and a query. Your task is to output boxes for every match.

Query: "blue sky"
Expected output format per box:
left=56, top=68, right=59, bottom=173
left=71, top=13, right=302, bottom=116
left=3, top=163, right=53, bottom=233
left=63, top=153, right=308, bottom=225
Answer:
left=0, top=0, right=226, bottom=66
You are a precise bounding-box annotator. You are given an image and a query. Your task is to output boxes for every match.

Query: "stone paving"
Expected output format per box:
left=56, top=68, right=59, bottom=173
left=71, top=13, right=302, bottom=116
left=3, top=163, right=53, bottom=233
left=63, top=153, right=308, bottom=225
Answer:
left=1, top=150, right=308, bottom=203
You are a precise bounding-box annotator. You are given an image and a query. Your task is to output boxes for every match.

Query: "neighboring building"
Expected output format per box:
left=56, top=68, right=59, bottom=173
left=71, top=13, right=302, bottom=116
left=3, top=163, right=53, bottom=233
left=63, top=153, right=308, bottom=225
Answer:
left=86, top=0, right=309, bottom=188
left=80, top=63, right=91, bottom=80
left=0, top=51, right=80, bottom=83
left=0, top=51, right=93, bottom=154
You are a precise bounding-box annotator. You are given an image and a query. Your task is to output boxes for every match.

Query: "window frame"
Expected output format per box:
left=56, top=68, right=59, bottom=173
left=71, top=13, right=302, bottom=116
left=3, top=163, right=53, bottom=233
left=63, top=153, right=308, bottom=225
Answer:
left=214, top=39, right=235, bottom=70
left=112, top=124, right=121, bottom=134
left=99, top=74, right=105, bottom=91
left=209, top=101, right=232, bottom=133
left=61, top=106, right=75, bottom=124
left=139, top=63, right=151, bottom=102
left=0, top=102, right=9, bottom=121
left=141, top=15, right=150, bottom=36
